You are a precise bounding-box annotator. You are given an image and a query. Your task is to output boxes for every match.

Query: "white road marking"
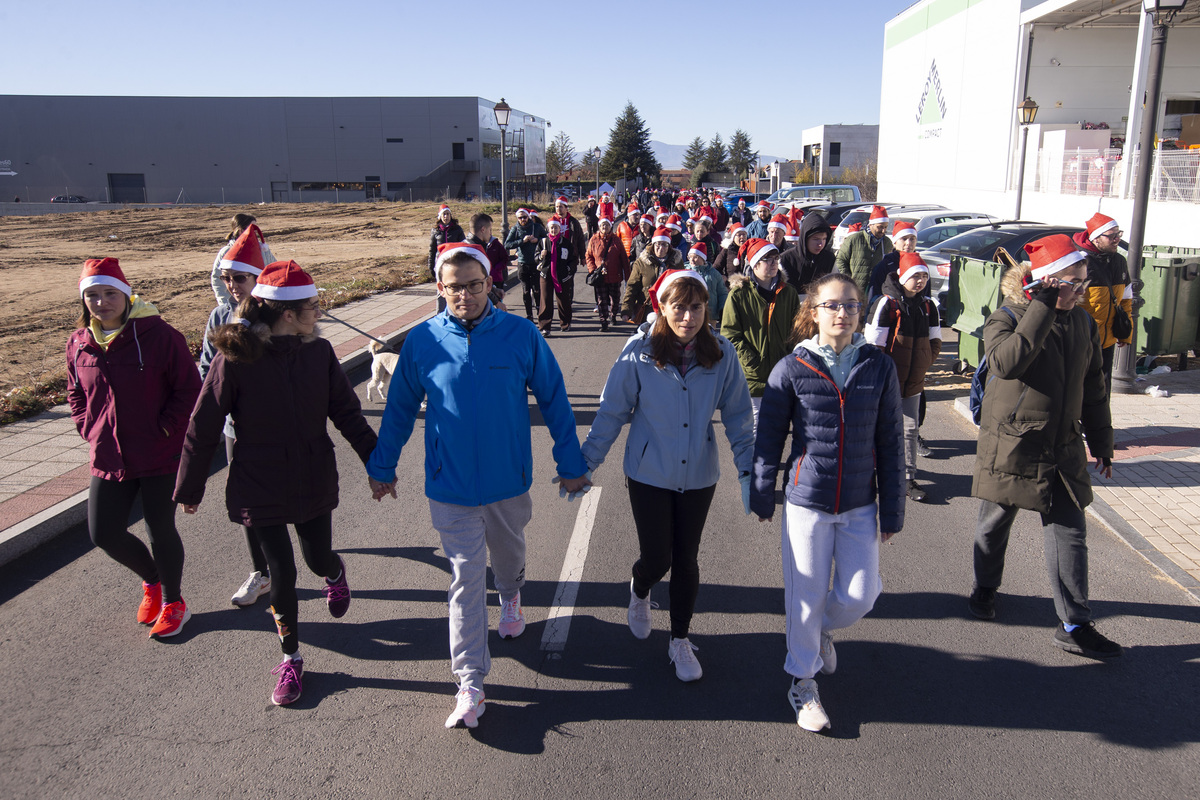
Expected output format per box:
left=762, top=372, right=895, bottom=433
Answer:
left=540, top=487, right=602, bottom=652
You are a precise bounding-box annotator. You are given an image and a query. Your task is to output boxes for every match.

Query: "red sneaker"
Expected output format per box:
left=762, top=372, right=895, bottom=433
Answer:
left=137, top=582, right=162, bottom=625
left=149, top=598, right=191, bottom=638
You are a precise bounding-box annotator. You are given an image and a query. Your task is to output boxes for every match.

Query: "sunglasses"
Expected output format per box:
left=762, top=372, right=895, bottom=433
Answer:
left=220, top=273, right=254, bottom=285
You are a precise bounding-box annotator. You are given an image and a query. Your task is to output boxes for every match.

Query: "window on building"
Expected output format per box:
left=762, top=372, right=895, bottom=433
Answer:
left=482, top=143, right=501, bottom=160
left=452, top=142, right=465, bottom=160
left=1165, top=100, right=1200, bottom=115
left=291, top=181, right=366, bottom=191
left=386, top=182, right=405, bottom=191
left=386, top=138, right=404, bottom=143
left=829, top=142, right=841, bottom=167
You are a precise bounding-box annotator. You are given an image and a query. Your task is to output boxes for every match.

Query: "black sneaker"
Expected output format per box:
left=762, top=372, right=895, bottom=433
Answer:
left=906, top=480, right=927, bottom=502
left=968, top=586, right=997, bottom=620
left=1053, top=622, right=1123, bottom=659
left=917, top=437, right=933, bottom=458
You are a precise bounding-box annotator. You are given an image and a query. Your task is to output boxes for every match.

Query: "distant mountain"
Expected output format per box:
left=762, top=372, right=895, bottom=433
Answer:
left=651, top=140, right=787, bottom=171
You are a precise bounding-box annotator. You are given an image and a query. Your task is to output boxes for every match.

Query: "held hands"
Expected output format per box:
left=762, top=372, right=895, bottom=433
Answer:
left=739, top=473, right=752, bottom=516
left=553, top=470, right=594, bottom=501
left=369, top=476, right=398, bottom=501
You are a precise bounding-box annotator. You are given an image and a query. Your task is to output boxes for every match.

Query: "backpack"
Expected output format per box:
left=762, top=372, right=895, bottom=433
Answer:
left=969, top=307, right=1018, bottom=425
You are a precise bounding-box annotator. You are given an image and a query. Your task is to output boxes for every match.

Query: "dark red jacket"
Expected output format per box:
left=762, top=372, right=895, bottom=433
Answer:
left=174, top=331, right=377, bottom=527
left=467, top=234, right=510, bottom=285
left=586, top=232, right=632, bottom=285
left=66, top=314, right=202, bottom=481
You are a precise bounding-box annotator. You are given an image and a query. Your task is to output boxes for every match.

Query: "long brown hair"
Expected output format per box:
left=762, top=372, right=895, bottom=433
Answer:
left=789, top=272, right=864, bottom=347
left=211, top=295, right=309, bottom=364
left=76, top=293, right=132, bottom=330
left=226, top=213, right=258, bottom=242
left=650, top=278, right=722, bottom=369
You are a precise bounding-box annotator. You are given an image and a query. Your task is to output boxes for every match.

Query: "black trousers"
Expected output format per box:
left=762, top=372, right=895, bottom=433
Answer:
left=225, top=435, right=269, bottom=575
left=255, top=512, right=341, bottom=655
left=1101, top=345, right=1115, bottom=400
left=627, top=478, right=717, bottom=639
left=519, top=264, right=541, bottom=320
left=88, top=473, right=184, bottom=603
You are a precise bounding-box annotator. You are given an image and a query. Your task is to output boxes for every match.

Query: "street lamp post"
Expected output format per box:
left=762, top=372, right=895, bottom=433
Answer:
left=593, top=147, right=601, bottom=201
left=493, top=98, right=512, bottom=237
left=1113, top=0, right=1189, bottom=394
left=623, top=162, right=628, bottom=201
left=773, top=160, right=780, bottom=194
left=1013, top=96, right=1039, bottom=220
left=812, top=144, right=822, bottom=185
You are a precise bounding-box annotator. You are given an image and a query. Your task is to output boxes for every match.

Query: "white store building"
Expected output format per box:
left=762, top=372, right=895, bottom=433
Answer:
left=877, top=0, right=1200, bottom=248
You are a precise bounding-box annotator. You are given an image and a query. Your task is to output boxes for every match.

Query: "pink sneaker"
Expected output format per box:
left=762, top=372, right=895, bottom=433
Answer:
left=445, top=686, right=485, bottom=729
left=498, top=592, right=526, bottom=639
left=271, top=657, right=304, bottom=706
left=323, top=556, right=350, bottom=618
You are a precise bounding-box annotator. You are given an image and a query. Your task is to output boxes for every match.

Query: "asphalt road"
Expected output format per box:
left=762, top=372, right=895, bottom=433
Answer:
left=2, top=275, right=1198, bottom=798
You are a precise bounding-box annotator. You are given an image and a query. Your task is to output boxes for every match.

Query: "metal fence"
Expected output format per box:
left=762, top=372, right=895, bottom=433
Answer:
left=1023, top=148, right=1200, bottom=203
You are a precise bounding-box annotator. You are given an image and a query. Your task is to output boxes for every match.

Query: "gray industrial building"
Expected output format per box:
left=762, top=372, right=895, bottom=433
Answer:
left=0, top=95, right=548, bottom=204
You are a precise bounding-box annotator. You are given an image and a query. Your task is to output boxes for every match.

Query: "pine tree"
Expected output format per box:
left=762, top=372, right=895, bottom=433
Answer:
left=682, top=137, right=706, bottom=171
left=727, top=129, right=757, bottom=180
left=702, top=133, right=728, bottom=173
left=599, top=102, right=662, bottom=185
left=545, top=131, right=577, bottom=179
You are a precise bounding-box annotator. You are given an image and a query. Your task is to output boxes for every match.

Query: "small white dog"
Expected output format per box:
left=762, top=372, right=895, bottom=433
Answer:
left=366, top=340, right=399, bottom=402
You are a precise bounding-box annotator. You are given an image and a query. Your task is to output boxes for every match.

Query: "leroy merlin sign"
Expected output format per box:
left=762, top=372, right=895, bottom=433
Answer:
left=915, top=60, right=947, bottom=140
left=0, top=159, right=17, bottom=177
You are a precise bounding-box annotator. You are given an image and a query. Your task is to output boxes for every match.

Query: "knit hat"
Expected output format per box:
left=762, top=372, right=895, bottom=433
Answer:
left=741, top=238, right=779, bottom=269
left=251, top=260, right=318, bottom=301
left=1024, top=234, right=1086, bottom=281
left=767, top=214, right=789, bottom=233
left=78, top=257, right=130, bottom=297
left=649, top=268, right=706, bottom=314
left=868, top=205, right=889, bottom=226
left=891, top=220, right=917, bottom=241
left=433, top=242, right=490, bottom=281
left=689, top=242, right=709, bottom=263
left=664, top=214, right=683, bottom=233
left=219, top=224, right=267, bottom=276
left=651, top=226, right=673, bottom=245
left=898, top=252, right=929, bottom=283
left=1085, top=212, right=1118, bottom=240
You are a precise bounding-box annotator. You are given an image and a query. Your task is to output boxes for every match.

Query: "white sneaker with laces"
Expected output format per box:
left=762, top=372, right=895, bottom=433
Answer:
left=498, top=592, right=526, bottom=639
left=231, top=571, right=271, bottom=607
left=445, top=686, right=486, bottom=729
left=819, top=631, right=837, bottom=675
left=627, top=579, right=657, bottom=640
left=789, top=678, right=831, bottom=731
left=668, top=637, right=703, bottom=682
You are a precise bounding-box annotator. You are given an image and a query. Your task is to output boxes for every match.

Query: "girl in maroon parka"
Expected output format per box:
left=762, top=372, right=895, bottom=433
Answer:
left=174, top=260, right=377, bottom=706
left=66, top=258, right=202, bottom=640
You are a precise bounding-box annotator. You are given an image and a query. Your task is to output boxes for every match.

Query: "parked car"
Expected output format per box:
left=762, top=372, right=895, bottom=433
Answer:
left=831, top=203, right=947, bottom=251
left=771, top=198, right=834, bottom=217
left=914, top=219, right=994, bottom=249
left=770, top=184, right=863, bottom=205
left=890, top=210, right=995, bottom=234
left=802, top=202, right=860, bottom=228
left=721, top=191, right=756, bottom=214
left=50, top=195, right=89, bottom=203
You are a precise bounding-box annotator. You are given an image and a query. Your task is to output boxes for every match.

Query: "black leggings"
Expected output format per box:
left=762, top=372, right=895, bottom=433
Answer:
left=226, top=435, right=268, bottom=576
left=255, top=512, right=341, bottom=655
left=88, top=473, right=184, bottom=603
left=627, top=478, right=717, bottom=639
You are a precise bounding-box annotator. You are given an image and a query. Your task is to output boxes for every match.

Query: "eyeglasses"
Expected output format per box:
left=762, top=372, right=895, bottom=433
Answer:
left=220, top=273, right=254, bottom=285
left=298, top=301, right=321, bottom=313
left=1098, top=231, right=1123, bottom=240
left=1060, top=279, right=1092, bottom=294
left=442, top=280, right=487, bottom=297
left=816, top=301, right=863, bottom=315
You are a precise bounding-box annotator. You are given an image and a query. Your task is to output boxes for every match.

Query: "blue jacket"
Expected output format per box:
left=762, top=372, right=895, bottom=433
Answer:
left=366, top=304, right=588, bottom=506
left=751, top=336, right=905, bottom=531
left=582, top=325, right=754, bottom=492
left=745, top=218, right=770, bottom=240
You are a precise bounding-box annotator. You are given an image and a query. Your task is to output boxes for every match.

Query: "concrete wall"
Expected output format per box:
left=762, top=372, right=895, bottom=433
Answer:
left=802, top=125, right=879, bottom=179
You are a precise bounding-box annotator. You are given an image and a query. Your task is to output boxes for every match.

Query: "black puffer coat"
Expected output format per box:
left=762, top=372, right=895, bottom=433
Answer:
left=428, top=220, right=466, bottom=279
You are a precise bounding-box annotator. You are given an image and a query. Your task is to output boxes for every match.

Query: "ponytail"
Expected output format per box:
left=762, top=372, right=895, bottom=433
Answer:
left=211, top=295, right=305, bottom=363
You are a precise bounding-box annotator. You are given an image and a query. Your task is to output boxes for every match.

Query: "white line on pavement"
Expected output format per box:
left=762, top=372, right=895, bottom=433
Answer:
left=540, top=487, right=602, bottom=652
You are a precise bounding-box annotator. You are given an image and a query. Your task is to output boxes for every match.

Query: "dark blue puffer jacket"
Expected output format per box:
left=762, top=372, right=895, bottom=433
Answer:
left=751, top=340, right=906, bottom=532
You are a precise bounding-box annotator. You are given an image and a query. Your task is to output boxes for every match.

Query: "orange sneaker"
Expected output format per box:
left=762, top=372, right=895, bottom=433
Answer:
left=149, top=598, right=191, bottom=638
left=137, top=582, right=162, bottom=625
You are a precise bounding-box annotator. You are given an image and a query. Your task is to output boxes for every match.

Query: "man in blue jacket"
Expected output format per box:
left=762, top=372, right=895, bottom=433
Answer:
left=367, top=242, right=591, bottom=730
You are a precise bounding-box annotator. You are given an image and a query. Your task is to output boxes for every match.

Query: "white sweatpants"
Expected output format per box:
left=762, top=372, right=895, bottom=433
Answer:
left=782, top=500, right=882, bottom=680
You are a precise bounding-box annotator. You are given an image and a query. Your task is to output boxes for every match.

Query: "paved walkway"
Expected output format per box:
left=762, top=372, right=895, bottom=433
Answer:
left=0, top=284, right=438, bottom=562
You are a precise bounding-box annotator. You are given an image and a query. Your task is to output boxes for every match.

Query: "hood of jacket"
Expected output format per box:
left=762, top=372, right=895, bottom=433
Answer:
left=999, top=260, right=1034, bottom=307
left=795, top=213, right=834, bottom=265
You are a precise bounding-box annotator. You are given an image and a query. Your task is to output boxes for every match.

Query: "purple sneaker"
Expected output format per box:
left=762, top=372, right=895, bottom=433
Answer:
left=271, top=657, right=303, bottom=706
left=323, top=556, right=350, bottom=618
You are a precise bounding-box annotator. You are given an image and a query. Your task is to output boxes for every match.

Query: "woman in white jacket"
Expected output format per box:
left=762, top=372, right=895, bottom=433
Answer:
left=211, top=214, right=275, bottom=304
left=581, top=269, right=754, bottom=682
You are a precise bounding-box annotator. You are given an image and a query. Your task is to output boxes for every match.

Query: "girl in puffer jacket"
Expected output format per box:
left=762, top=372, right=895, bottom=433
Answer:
left=751, top=272, right=905, bottom=734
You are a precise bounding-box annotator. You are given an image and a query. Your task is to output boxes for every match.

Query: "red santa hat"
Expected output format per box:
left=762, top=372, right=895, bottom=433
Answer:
left=688, top=242, right=709, bottom=263
left=898, top=252, right=929, bottom=283
left=868, top=205, right=889, bottom=226
left=432, top=242, right=491, bottom=280
left=598, top=215, right=614, bottom=228
left=767, top=214, right=790, bottom=233
left=439, top=204, right=451, bottom=215
left=648, top=268, right=707, bottom=314
left=785, top=224, right=799, bottom=243
left=651, top=226, right=673, bottom=245
left=755, top=200, right=774, bottom=212
left=694, top=213, right=714, bottom=226
left=848, top=222, right=864, bottom=233
left=251, top=260, right=318, bottom=301
left=664, top=214, right=683, bottom=233
left=639, top=213, right=657, bottom=228
left=627, top=203, right=640, bottom=213
left=891, top=220, right=917, bottom=241
left=602, top=193, right=609, bottom=201
left=516, top=207, right=531, bottom=217
left=1025, top=234, right=1086, bottom=281
left=555, top=195, right=570, bottom=206
left=78, top=257, right=130, bottom=297
left=655, top=208, right=670, bottom=222
left=742, top=238, right=779, bottom=269
left=219, top=224, right=267, bottom=275
left=727, top=222, right=746, bottom=238
left=1085, top=212, right=1119, bottom=240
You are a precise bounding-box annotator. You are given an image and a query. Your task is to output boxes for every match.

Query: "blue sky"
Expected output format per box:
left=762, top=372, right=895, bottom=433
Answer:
left=3, top=0, right=912, bottom=159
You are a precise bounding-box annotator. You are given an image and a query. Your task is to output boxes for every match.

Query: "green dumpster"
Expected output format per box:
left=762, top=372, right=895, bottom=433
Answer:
left=944, top=255, right=1007, bottom=369
left=1137, top=246, right=1200, bottom=357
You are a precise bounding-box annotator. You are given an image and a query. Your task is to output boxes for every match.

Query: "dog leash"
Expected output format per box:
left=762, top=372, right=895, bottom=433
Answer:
left=320, top=309, right=399, bottom=353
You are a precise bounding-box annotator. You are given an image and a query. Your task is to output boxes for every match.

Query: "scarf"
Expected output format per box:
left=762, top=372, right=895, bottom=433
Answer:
left=548, top=232, right=565, bottom=293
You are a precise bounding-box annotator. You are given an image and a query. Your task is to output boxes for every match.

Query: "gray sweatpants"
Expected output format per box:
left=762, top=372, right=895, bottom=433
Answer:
left=428, top=493, right=533, bottom=692
left=901, top=394, right=920, bottom=481
left=972, top=474, right=1091, bottom=625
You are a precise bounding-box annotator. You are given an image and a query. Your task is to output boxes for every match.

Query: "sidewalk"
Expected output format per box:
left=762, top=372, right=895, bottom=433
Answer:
left=0, top=284, right=438, bottom=565
left=954, top=365, right=1200, bottom=600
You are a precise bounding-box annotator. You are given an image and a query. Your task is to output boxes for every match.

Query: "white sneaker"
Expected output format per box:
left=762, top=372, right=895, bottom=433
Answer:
left=819, top=631, right=837, bottom=675
left=668, top=637, right=703, bottom=682
left=627, top=579, right=656, bottom=640
left=498, top=592, right=526, bottom=639
left=789, top=678, right=831, bottom=731
left=445, top=686, right=486, bottom=729
left=231, top=571, right=271, bottom=607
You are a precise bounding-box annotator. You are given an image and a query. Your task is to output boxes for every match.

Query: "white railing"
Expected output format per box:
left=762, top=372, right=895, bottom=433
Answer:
left=1019, top=148, right=1200, bottom=203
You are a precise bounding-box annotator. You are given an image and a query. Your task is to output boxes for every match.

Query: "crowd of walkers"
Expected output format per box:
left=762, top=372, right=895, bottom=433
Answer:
left=64, top=198, right=1124, bottom=733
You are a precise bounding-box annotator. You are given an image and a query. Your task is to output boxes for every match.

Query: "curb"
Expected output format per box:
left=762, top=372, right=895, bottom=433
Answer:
left=0, top=306, right=437, bottom=569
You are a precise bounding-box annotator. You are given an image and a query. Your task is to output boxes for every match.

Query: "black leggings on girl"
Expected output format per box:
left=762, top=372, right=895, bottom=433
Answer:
left=88, top=474, right=184, bottom=603
left=627, top=478, right=717, bottom=639
left=255, top=512, right=341, bottom=655
left=225, top=434, right=268, bottom=576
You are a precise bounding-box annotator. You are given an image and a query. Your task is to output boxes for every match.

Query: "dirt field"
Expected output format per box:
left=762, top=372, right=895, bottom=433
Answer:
left=0, top=201, right=481, bottom=395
